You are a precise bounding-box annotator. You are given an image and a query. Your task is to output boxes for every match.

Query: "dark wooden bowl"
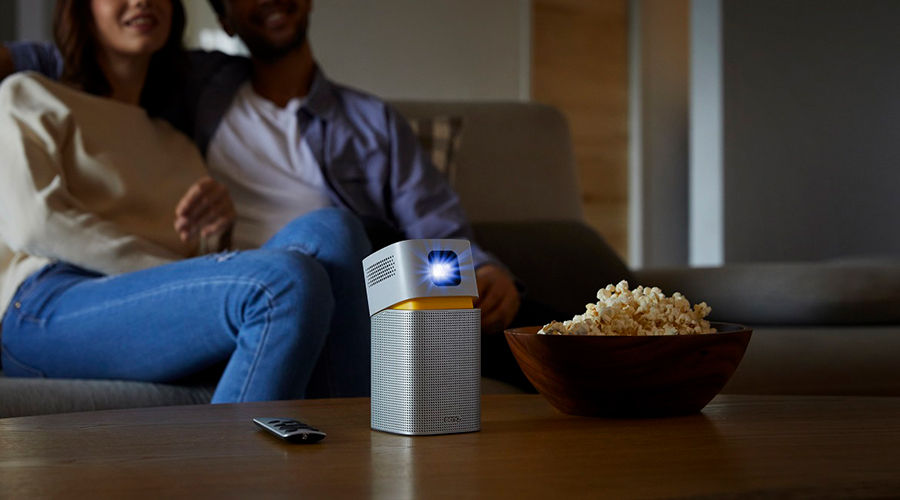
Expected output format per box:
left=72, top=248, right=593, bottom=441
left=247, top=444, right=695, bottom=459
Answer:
left=504, top=322, right=752, bottom=417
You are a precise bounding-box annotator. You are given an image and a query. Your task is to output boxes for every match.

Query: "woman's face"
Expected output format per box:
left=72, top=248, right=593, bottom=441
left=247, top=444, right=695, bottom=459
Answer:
left=90, top=0, right=172, bottom=58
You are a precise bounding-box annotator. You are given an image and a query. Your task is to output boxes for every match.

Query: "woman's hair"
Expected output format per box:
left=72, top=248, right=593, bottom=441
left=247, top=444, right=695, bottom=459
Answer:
left=208, top=0, right=226, bottom=17
left=53, top=0, right=187, bottom=116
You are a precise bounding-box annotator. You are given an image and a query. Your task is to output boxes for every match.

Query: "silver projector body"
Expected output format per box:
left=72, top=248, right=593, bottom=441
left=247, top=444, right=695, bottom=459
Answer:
left=363, top=239, right=481, bottom=436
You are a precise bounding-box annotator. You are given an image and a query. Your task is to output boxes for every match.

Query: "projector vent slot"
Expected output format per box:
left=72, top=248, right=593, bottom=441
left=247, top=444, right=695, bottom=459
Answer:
left=366, top=255, right=397, bottom=288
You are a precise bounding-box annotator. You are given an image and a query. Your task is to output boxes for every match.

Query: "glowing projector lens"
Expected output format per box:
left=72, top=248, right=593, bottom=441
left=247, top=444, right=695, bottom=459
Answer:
left=427, top=250, right=461, bottom=286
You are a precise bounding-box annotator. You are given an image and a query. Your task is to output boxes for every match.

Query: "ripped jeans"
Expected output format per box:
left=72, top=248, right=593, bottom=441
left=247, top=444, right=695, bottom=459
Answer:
left=0, top=208, right=371, bottom=403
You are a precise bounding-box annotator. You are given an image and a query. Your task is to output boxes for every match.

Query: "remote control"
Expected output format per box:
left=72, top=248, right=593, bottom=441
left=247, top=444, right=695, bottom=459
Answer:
left=252, top=417, right=327, bottom=444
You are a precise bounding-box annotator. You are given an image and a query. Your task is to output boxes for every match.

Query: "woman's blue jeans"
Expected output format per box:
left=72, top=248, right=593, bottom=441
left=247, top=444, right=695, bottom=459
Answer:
left=0, top=208, right=371, bottom=403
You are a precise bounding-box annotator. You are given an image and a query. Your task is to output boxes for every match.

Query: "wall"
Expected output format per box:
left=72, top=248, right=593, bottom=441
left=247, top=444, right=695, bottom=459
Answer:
left=1, top=2, right=16, bottom=40
left=8, top=0, right=53, bottom=40
left=534, top=0, right=630, bottom=262
left=186, top=0, right=531, bottom=101
left=635, top=0, right=900, bottom=266
left=629, top=0, right=689, bottom=268
left=722, top=0, right=900, bottom=262
left=688, top=0, right=722, bottom=266
left=5, top=1, right=530, bottom=100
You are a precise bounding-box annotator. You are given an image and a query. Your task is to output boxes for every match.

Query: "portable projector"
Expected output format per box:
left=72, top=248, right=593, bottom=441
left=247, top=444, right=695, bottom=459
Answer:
left=362, top=239, right=481, bottom=436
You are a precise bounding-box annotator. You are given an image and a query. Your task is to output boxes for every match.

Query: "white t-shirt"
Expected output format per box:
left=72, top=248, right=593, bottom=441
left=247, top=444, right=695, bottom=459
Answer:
left=207, top=82, right=332, bottom=249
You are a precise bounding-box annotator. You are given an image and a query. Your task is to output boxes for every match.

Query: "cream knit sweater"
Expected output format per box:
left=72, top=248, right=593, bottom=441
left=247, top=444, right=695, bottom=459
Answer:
left=0, top=73, right=210, bottom=320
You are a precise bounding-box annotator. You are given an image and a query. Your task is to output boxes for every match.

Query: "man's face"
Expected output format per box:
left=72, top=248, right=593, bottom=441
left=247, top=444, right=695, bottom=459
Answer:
left=220, top=0, right=311, bottom=62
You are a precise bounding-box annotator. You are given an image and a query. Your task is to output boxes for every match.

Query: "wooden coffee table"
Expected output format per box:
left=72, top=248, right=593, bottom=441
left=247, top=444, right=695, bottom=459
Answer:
left=1, top=394, right=898, bottom=498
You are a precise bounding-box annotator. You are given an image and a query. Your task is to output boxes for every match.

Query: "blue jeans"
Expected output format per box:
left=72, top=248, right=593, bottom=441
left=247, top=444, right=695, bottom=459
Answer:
left=0, top=208, right=371, bottom=403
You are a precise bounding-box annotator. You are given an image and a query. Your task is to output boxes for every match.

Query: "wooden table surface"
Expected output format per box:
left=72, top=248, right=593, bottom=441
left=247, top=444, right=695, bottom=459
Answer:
left=1, top=394, right=899, bottom=499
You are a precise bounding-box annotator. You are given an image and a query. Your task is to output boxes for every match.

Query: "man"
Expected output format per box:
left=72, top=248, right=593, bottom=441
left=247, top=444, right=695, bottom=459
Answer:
left=0, top=0, right=520, bottom=334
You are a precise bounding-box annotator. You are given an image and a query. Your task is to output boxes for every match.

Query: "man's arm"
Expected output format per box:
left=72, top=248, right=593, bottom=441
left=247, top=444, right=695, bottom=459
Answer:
left=0, top=41, right=63, bottom=81
left=385, top=107, right=489, bottom=263
left=384, top=106, right=521, bottom=332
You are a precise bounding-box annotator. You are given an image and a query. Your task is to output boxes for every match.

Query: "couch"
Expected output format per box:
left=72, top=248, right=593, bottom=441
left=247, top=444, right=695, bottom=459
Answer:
left=2, top=101, right=899, bottom=418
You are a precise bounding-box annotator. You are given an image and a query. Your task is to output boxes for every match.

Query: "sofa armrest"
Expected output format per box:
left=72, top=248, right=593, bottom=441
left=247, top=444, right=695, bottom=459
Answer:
left=721, top=325, right=900, bottom=396
left=634, top=263, right=900, bottom=326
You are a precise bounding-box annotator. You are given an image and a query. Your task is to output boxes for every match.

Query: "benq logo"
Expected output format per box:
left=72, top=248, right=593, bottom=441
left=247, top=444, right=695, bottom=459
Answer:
left=443, top=416, right=461, bottom=423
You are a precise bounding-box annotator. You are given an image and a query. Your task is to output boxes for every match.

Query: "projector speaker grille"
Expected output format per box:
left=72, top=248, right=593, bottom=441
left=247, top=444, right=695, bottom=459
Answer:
left=371, top=308, right=481, bottom=435
left=365, top=255, right=397, bottom=288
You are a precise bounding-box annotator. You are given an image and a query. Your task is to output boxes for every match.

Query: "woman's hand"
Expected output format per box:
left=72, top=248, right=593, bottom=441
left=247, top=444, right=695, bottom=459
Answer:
left=174, top=177, right=235, bottom=252
left=475, top=264, right=521, bottom=335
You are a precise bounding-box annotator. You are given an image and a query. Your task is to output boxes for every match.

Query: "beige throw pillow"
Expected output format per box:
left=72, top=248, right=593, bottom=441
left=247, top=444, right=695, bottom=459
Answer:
left=407, top=116, right=464, bottom=185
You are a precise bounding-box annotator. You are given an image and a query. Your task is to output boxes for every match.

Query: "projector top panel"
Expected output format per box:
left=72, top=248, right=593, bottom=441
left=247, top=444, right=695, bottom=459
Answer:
left=362, top=239, right=479, bottom=316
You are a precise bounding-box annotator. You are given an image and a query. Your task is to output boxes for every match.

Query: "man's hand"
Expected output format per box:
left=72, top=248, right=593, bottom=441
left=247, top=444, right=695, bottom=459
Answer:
left=475, top=264, right=520, bottom=334
left=174, top=177, right=235, bottom=251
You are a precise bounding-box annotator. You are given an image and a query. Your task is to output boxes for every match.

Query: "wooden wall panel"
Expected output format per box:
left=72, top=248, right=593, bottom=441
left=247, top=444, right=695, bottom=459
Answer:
left=532, top=0, right=630, bottom=262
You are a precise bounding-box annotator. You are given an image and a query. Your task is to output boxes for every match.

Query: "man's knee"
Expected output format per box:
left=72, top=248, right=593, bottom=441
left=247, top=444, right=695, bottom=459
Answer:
left=301, top=208, right=372, bottom=260
left=235, top=250, right=333, bottom=307
left=318, top=208, right=369, bottom=245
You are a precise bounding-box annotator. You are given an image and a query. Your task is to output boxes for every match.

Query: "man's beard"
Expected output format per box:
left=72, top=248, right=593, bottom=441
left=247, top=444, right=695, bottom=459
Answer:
left=241, top=23, right=308, bottom=63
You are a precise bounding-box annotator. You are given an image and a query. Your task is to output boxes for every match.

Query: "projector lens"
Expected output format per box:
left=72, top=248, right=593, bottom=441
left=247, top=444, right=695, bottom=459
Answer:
left=427, top=250, right=461, bottom=286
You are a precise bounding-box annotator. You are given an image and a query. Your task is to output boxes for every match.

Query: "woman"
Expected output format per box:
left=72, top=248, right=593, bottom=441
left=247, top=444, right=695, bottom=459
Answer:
left=0, top=0, right=371, bottom=402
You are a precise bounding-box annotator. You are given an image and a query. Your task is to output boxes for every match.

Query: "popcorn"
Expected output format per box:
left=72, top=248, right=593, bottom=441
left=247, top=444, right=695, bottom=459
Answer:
left=538, top=281, right=716, bottom=336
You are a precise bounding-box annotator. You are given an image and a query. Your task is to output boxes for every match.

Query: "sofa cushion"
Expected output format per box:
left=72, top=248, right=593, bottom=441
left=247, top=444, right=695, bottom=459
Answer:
left=0, top=374, right=213, bottom=418
left=721, top=325, right=900, bottom=396
left=473, top=220, right=634, bottom=321
left=634, top=262, right=900, bottom=325
left=393, top=101, right=582, bottom=223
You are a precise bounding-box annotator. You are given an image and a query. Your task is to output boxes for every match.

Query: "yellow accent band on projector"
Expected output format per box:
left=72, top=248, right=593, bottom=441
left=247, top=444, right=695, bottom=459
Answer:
left=389, top=297, right=474, bottom=310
